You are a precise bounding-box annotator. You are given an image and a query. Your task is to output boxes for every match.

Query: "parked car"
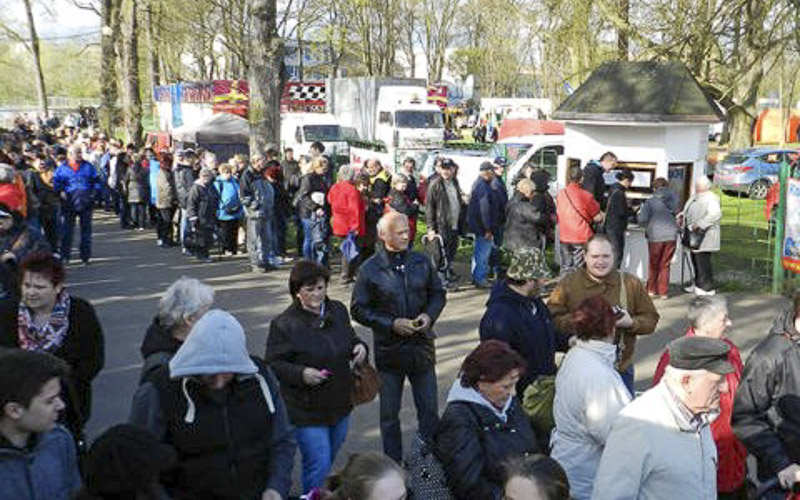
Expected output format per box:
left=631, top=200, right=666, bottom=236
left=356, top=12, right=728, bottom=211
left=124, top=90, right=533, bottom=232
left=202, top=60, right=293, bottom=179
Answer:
left=713, top=148, right=798, bottom=199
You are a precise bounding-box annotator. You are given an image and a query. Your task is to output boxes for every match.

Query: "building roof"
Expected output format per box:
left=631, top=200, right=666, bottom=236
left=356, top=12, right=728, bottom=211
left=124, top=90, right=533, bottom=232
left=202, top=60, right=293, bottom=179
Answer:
left=553, top=61, right=723, bottom=124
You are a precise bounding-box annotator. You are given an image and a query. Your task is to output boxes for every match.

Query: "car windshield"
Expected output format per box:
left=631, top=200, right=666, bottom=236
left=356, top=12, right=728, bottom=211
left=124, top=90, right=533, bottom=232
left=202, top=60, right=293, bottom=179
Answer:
left=303, top=125, right=343, bottom=141
left=722, top=153, right=748, bottom=164
left=491, top=143, right=532, bottom=164
left=395, top=110, right=444, bottom=129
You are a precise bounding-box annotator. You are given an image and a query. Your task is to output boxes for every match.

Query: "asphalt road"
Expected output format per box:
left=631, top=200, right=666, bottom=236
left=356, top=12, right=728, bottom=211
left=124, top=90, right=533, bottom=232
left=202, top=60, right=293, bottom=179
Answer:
left=71, top=212, right=788, bottom=493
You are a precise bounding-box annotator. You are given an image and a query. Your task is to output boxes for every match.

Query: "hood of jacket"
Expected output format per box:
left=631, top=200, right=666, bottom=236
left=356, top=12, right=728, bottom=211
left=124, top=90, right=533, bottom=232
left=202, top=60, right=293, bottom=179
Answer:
left=770, top=307, right=800, bottom=341
left=485, top=279, right=537, bottom=310
left=653, top=187, right=676, bottom=211
left=169, top=309, right=257, bottom=379
left=446, top=377, right=513, bottom=422
left=140, top=316, right=182, bottom=358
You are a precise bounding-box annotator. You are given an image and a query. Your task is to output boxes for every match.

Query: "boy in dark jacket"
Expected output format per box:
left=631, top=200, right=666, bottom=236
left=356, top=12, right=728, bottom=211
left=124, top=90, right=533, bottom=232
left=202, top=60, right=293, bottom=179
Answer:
left=0, top=350, right=80, bottom=500
left=185, top=168, right=220, bottom=262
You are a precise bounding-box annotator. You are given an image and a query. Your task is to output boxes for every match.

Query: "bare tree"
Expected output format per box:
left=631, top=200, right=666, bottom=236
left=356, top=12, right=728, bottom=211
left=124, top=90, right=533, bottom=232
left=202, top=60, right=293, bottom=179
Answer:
left=249, top=0, right=281, bottom=154
left=21, top=0, right=48, bottom=116
left=99, top=0, right=121, bottom=132
left=122, top=0, right=142, bottom=144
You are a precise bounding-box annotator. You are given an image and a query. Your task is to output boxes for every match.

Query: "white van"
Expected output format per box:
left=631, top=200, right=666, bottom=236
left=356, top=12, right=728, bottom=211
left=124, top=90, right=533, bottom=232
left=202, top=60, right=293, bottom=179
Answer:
left=280, top=113, right=351, bottom=158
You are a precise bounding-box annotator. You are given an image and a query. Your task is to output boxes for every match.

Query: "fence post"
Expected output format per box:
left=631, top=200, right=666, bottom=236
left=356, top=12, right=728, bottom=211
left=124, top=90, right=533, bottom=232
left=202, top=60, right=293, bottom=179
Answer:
left=772, top=160, right=789, bottom=295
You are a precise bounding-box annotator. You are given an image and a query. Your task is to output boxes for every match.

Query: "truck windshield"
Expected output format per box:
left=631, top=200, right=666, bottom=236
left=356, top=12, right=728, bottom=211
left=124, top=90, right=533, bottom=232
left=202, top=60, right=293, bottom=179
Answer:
left=395, top=110, right=444, bottom=129
left=303, top=125, right=343, bottom=141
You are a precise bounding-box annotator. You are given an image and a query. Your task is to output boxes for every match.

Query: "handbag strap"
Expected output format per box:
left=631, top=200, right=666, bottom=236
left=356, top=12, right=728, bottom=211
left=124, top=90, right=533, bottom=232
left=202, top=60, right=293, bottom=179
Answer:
left=564, top=188, right=594, bottom=227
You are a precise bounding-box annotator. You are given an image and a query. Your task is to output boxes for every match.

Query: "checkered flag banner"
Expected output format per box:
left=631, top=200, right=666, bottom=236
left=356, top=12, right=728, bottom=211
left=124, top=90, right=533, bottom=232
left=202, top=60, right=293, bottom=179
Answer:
left=285, top=83, right=326, bottom=103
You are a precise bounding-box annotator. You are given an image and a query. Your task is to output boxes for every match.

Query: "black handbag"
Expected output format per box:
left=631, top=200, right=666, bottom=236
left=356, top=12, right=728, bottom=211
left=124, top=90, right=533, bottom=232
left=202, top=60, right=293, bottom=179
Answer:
left=681, top=226, right=707, bottom=250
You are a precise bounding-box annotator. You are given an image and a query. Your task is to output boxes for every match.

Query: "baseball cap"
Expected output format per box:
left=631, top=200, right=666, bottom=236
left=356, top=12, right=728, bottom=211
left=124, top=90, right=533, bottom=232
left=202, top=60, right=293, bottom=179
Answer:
left=479, top=161, right=494, bottom=172
left=493, top=156, right=508, bottom=167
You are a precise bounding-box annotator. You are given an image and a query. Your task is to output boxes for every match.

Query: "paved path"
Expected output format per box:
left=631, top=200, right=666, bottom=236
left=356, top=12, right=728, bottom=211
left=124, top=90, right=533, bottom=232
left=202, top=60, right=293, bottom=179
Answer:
left=72, top=212, right=789, bottom=493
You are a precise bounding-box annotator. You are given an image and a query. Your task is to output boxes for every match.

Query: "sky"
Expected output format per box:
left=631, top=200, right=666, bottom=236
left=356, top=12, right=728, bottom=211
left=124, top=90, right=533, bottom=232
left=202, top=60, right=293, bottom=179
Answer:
left=3, top=0, right=99, bottom=40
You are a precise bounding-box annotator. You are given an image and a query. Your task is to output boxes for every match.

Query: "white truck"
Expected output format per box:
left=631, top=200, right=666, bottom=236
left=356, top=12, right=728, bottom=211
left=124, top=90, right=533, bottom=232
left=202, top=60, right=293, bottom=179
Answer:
left=327, top=77, right=444, bottom=170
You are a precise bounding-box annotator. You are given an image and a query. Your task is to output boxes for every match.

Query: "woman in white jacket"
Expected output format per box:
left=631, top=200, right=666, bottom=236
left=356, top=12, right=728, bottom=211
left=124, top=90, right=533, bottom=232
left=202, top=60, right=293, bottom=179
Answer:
left=550, top=296, right=631, bottom=499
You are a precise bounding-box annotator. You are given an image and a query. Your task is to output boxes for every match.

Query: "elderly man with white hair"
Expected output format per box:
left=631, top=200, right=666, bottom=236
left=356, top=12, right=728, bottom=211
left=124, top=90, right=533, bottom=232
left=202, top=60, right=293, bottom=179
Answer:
left=53, top=144, right=101, bottom=264
left=679, top=175, right=722, bottom=296
left=593, top=336, right=733, bottom=500
left=351, top=211, right=447, bottom=462
left=138, top=276, right=215, bottom=383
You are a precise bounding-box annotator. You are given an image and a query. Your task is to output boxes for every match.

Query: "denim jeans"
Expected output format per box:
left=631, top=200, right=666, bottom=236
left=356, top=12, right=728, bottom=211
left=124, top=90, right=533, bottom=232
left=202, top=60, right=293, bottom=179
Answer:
left=301, top=216, right=328, bottom=265
left=471, top=234, right=493, bottom=284
left=60, top=208, right=92, bottom=262
left=619, top=364, right=635, bottom=398
left=379, top=368, right=439, bottom=462
left=246, top=216, right=276, bottom=267
left=294, top=415, right=350, bottom=494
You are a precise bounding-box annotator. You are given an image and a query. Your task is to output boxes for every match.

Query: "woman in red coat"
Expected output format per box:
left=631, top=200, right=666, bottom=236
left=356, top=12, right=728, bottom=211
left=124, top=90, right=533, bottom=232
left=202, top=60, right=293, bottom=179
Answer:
left=652, top=296, right=747, bottom=498
left=327, top=165, right=366, bottom=283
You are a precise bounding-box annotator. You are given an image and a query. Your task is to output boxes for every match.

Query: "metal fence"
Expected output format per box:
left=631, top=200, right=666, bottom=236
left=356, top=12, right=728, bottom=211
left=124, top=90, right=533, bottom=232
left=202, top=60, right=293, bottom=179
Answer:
left=714, top=188, right=776, bottom=291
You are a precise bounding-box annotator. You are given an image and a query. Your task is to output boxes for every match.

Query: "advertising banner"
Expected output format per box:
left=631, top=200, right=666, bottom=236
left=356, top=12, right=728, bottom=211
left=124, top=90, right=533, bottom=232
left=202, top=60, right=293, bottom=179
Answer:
left=153, top=86, right=171, bottom=103
left=213, top=80, right=249, bottom=117
left=281, top=82, right=326, bottom=113
left=170, top=84, right=183, bottom=128
left=782, top=178, right=800, bottom=273
left=182, top=82, right=213, bottom=104
left=427, top=84, right=448, bottom=111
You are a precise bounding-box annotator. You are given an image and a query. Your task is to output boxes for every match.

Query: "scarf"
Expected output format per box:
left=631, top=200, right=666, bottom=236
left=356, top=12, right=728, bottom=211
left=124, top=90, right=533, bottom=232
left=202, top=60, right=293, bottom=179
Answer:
left=69, top=159, right=80, bottom=172
left=17, top=292, right=71, bottom=353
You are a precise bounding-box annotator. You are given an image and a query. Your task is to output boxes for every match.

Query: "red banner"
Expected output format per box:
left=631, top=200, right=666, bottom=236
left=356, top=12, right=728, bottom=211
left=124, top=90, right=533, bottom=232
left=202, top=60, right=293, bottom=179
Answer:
left=213, top=80, right=250, bottom=117
left=427, top=84, right=448, bottom=111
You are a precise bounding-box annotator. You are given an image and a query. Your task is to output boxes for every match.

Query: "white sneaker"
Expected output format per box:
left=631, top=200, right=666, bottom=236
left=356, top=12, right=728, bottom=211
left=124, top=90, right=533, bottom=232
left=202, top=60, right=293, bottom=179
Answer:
left=695, top=287, right=716, bottom=296
left=683, top=285, right=695, bottom=293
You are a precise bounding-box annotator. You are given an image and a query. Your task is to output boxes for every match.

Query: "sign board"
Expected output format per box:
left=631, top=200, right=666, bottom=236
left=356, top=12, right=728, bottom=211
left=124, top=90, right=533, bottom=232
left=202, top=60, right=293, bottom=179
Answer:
left=782, top=178, right=800, bottom=273
left=427, top=85, right=448, bottom=111
left=213, top=80, right=249, bottom=117
left=281, top=82, right=327, bottom=113
left=182, top=82, right=213, bottom=104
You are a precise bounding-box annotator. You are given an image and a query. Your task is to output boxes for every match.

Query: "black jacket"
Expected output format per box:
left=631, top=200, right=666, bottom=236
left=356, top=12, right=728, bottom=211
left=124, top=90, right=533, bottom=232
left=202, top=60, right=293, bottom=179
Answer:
left=425, top=176, right=466, bottom=235
left=479, top=280, right=568, bottom=395
left=582, top=161, right=607, bottom=209
left=351, top=247, right=447, bottom=374
left=434, top=398, right=539, bottom=500
left=0, top=296, right=105, bottom=434
left=387, top=189, right=418, bottom=219
left=604, top=182, right=630, bottom=236
left=186, top=181, right=219, bottom=230
left=266, top=300, right=366, bottom=426
left=129, top=359, right=296, bottom=499
left=138, top=316, right=183, bottom=384
left=173, top=164, right=196, bottom=209
left=504, top=191, right=543, bottom=251
left=733, top=308, right=800, bottom=480
left=294, top=173, right=329, bottom=219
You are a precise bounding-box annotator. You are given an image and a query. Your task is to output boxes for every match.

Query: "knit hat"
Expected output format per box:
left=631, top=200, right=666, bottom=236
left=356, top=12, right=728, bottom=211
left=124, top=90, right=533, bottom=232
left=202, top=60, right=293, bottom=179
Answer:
left=506, top=247, right=551, bottom=281
left=82, top=424, right=175, bottom=495
left=169, top=309, right=258, bottom=378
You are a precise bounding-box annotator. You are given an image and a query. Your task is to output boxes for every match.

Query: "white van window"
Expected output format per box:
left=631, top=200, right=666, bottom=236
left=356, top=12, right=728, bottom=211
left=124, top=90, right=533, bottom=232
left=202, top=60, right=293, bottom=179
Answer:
left=303, top=125, right=343, bottom=142
left=295, top=127, right=302, bottom=143
left=379, top=111, right=393, bottom=125
left=395, top=110, right=443, bottom=129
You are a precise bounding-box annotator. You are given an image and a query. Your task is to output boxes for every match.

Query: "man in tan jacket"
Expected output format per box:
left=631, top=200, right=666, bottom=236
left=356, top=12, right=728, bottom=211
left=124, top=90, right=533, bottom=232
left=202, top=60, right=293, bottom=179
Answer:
left=548, top=234, right=659, bottom=395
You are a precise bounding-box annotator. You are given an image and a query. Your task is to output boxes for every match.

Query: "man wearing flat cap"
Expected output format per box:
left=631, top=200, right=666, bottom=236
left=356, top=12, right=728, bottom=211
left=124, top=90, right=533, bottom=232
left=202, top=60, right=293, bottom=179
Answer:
left=593, top=336, right=732, bottom=499
left=467, top=161, right=505, bottom=288
left=425, top=158, right=466, bottom=289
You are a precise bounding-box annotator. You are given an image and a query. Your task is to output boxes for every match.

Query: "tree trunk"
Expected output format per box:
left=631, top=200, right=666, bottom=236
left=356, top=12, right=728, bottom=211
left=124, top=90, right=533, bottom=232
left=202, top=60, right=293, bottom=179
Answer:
left=22, top=0, right=48, bottom=117
left=100, top=0, right=120, bottom=133
left=123, top=0, right=143, bottom=145
left=145, top=2, right=160, bottom=89
left=617, top=0, right=629, bottom=61
left=249, top=0, right=281, bottom=155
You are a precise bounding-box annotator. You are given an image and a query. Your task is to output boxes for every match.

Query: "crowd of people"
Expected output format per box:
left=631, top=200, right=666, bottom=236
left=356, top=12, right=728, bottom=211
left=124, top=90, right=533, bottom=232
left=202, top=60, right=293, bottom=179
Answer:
left=0, top=114, right=798, bottom=500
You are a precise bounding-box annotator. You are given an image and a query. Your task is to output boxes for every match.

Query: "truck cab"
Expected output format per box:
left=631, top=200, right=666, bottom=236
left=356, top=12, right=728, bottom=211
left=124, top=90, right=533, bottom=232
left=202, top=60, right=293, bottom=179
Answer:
left=281, top=113, right=350, bottom=160
left=375, top=86, right=444, bottom=163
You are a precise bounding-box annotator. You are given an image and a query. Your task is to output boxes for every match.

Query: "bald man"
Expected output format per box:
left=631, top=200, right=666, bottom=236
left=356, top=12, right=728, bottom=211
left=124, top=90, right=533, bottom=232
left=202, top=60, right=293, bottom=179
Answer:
left=351, top=212, right=447, bottom=461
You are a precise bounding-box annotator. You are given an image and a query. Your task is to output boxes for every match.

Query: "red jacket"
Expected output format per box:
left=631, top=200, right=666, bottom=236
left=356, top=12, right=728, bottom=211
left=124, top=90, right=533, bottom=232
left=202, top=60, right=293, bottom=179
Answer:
left=327, top=181, right=366, bottom=237
left=556, top=183, right=600, bottom=244
left=652, top=328, right=747, bottom=492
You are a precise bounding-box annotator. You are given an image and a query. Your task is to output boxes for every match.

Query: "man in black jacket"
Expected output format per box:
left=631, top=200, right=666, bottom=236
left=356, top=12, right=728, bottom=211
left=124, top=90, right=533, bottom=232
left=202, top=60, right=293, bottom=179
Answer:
left=185, top=168, right=219, bottom=263
left=173, top=149, right=198, bottom=253
left=425, top=159, right=465, bottom=289
left=351, top=212, right=447, bottom=462
left=733, top=295, right=800, bottom=493
left=582, top=151, right=617, bottom=209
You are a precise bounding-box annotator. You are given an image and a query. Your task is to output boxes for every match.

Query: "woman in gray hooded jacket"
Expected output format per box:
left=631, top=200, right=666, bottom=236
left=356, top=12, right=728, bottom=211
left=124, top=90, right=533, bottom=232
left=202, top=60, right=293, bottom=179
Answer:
left=637, top=178, right=678, bottom=298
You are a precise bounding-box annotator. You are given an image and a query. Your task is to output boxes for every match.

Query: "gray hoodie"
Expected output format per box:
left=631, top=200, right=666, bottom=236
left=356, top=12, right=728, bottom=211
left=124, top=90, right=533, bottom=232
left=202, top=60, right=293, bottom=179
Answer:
left=638, top=187, right=679, bottom=242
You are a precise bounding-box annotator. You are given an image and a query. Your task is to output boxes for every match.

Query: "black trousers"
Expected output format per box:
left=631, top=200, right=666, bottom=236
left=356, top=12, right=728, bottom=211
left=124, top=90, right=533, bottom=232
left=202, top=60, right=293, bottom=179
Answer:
left=156, top=208, right=175, bottom=244
left=691, top=251, right=714, bottom=290
left=219, top=219, right=240, bottom=254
